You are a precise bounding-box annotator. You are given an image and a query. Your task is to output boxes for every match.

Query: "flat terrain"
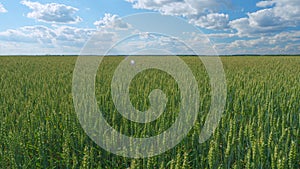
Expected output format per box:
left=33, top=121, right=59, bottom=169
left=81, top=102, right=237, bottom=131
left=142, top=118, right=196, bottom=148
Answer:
left=0, top=56, right=299, bottom=168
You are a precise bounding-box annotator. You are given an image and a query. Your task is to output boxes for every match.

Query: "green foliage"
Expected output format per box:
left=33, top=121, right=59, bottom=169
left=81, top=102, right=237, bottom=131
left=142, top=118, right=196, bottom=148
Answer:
left=0, top=56, right=299, bottom=168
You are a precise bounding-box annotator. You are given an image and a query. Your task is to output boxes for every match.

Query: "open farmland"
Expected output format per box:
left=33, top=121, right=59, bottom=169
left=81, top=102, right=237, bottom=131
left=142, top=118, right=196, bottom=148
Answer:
left=0, top=56, right=299, bottom=168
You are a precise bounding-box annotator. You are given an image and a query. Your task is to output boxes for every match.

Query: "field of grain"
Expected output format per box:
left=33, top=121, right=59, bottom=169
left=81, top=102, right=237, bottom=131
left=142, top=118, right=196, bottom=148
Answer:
left=0, top=56, right=299, bottom=168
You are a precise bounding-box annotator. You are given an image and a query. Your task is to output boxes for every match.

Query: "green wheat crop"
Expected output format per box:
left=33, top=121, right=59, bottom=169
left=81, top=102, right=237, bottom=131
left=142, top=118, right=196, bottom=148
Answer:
left=0, top=56, right=299, bottom=168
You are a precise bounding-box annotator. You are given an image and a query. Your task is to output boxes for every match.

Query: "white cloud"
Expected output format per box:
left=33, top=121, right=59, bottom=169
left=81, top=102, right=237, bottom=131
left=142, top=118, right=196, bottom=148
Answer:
left=256, top=1, right=275, bottom=8
left=273, top=0, right=300, bottom=21
left=0, top=3, right=7, bottom=13
left=21, top=0, right=82, bottom=24
left=248, top=9, right=285, bottom=27
left=79, top=31, right=118, bottom=55
left=189, top=13, right=229, bottom=30
left=0, top=25, right=95, bottom=50
left=180, top=32, right=218, bottom=55
left=216, top=30, right=300, bottom=54
left=54, top=26, right=94, bottom=43
left=94, top=13, right=131, bottom=30
left=229, top=10, right=285, bottom=36
left=138, top=1, right=197, bottom=16
left=206, top=32, right=236, bottom=38
left=126, top=0, right=227, bottom=15
left=125, top=0, right=231, bottom=30
left=80, top=30, right=219, bottom=55
left=107, top=32, right=205, bottom=55
left=0, top=24, right=140, bottom=55
left=230, top=0, right=300, bottom=37
left=0, top=26, right=56, bottom=44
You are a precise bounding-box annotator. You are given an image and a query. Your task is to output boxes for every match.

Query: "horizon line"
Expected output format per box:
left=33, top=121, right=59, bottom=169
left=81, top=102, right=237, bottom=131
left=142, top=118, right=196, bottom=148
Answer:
left=0, top=54, right=300, bottom=57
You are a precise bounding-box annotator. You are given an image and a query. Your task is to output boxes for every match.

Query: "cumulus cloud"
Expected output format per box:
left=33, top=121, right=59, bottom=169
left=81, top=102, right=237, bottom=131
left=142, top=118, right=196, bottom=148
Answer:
left=125, top=0, right=231, bottom=30
left=248, top=9, right=285, bottom=27
left=229, top=11, right=285, bottom=36
left=0, top=25, right=94, bottom=47
left=206, top=32, right=236, bottom=39
left=94, top=13, right=131, bottom=30
left=0, top=26, right=56, bottom=44
left=273, top=0, right=300, bottom=21
left=21, top=0, right=82, bottom=24
left=54, top=26, right=94, bottom=43
left=0, top=24, right=138, bottom=55
left=230, top=0, right=300, bottom=36
left=0, top=25, right=97, bottom=55
left=131, top=0, right=197, bottom=16
left=103, top=32, right=216, bottom=55
left=0, top=3, right=7, bottom=13
left=256, top=1, right=276, bottom=8
left=216, top=30, right=300, bottom=54
left=189, top=13, right=229, bottom=30
left=126, top=0, right=228, bottom=15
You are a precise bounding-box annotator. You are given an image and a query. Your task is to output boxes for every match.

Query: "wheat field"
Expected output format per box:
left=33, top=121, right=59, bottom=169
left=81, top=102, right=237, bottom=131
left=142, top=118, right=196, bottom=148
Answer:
left=0, top=56, right=299, bottom=168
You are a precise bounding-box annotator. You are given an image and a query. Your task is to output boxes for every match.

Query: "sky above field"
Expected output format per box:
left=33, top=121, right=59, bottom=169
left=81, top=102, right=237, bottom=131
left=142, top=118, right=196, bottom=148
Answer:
left=0, top=0, right=299, bottom=55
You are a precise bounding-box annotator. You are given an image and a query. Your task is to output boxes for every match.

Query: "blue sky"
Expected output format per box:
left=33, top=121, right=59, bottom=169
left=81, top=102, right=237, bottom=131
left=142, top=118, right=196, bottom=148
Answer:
left=0, top=0, right=299, bottom=55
